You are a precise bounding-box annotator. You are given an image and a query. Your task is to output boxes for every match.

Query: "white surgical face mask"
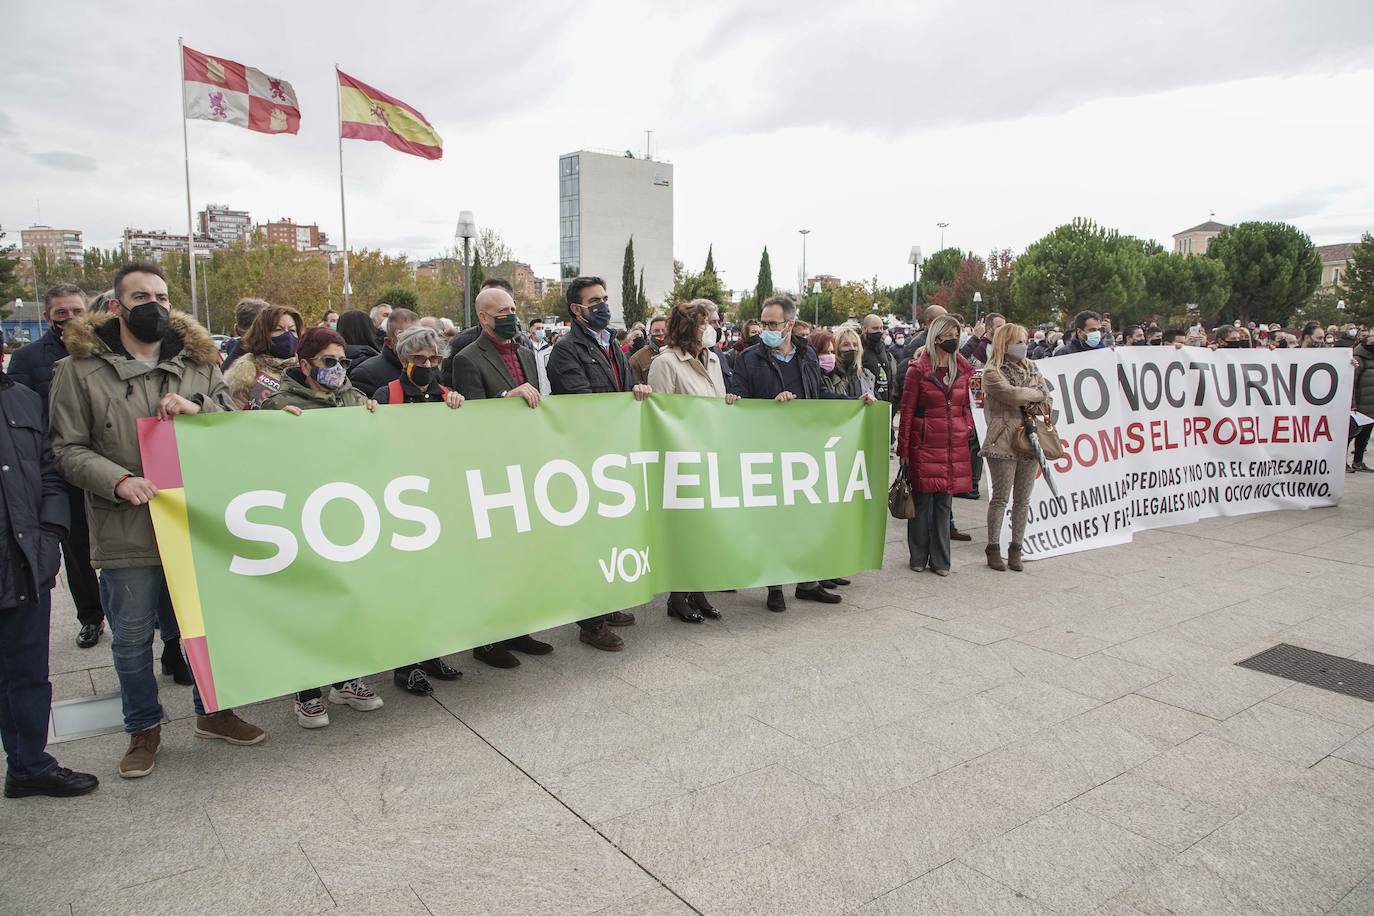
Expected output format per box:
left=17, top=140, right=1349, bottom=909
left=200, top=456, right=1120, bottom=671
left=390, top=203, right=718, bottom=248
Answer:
left=701, top=324, right=718, bottom=349
left=1006, top=343, right=1029, bottom=360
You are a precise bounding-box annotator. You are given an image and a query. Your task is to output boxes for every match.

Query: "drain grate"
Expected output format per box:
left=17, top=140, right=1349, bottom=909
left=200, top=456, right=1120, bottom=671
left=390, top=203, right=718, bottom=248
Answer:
left=1236, top=644, right=1374, bottom=701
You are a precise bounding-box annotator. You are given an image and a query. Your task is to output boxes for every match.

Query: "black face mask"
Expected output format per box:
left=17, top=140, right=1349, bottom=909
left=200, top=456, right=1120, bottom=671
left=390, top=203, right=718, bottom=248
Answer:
left=1225, top=339, right=1249, bottom=349
left=937, top=338, right=959, bottom=354
left=864, top=332, right=884, bottom=350
left=840, top=350, right=858, bottom=370
left=51, top=318, right=72, bottom=338
left=407, top=365, right=436, bottom=388
left=123, top=301, right=169, bottom=344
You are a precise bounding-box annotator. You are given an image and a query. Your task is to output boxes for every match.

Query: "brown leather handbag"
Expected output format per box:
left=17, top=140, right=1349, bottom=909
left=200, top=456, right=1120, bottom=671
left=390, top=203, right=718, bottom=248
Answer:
left=888, top=468, right=916, bottom=519
left=1011, top=404, right=1065, bottom=461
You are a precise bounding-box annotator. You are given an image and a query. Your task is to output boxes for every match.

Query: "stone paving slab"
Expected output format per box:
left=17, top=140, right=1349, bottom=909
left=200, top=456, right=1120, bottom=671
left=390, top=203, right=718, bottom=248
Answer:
left=4, top=474, right=1374, bottom=915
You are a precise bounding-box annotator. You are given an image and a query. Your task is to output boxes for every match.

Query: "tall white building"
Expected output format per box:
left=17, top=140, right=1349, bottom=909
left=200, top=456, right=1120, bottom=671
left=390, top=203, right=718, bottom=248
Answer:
left=198, top=204, right=252, bottom=249
left=559, top=150, right=673, bottom=327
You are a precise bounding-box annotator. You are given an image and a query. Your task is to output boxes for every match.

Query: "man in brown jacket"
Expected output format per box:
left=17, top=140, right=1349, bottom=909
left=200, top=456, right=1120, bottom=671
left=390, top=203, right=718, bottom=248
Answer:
left=627, top=314, right=667, bottom=386
left=48, top=263, right=267, bottom=779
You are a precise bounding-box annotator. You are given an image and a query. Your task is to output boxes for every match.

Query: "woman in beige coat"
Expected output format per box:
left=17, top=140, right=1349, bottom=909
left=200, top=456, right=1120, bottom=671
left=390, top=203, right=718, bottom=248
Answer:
left=224, top=304, right=303, bottom=409
left=647, top=298, right=738, bottom=622
left=980, top=323, right=1052, bottom=571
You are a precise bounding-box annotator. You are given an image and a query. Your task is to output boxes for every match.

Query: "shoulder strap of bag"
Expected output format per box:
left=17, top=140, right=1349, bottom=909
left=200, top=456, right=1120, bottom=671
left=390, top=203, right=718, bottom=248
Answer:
left=387, top=378, right=404, bottom=404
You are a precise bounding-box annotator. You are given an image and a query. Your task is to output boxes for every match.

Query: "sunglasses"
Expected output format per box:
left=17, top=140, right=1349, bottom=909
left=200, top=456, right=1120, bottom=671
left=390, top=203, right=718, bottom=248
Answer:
left=311, top=356, right=352, bottom=369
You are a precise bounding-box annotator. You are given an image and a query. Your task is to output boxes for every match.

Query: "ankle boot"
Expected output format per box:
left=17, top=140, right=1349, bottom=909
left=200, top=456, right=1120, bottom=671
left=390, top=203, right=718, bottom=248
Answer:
left=1007, top=544, right=1024, bottom=572
left=161, top=638, right=194, bottom=685
left=985, top=545, right=1007, bottom=571
left=667, top=592, right=704, bottom=623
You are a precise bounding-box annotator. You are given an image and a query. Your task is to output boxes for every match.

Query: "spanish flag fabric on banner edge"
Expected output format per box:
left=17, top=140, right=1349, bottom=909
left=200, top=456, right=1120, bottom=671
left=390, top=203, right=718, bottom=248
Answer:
left=337, top=68, right=442, bottom=160
left=138, top=418, right=222, bottom=711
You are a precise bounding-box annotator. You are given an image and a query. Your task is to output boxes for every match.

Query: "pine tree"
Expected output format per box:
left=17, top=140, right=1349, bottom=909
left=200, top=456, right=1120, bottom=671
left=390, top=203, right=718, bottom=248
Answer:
left=469, top=250, right=486, bottom=294
left=637, top=267, right=648, bottom=320
left=756, top=246, right=773, bottom=302
left=621, top=236, right=641, bottom=326
left=704, top=244, right=715, bottom=275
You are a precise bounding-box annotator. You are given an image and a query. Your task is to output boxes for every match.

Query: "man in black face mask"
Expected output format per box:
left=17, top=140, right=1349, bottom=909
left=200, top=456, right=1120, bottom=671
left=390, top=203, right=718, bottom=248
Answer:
left=49, top=263, right=267, bottom=779
left=547, top=276, right=651, bottom=651
left=860, top=314, right=897, bottom=404
left=8, top=285, right=108, bottom=648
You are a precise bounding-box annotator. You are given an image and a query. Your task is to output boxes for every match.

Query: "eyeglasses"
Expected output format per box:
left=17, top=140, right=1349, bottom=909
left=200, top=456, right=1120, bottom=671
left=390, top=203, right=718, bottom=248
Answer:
left=312, top=356, right=352, bottom=369
left=759, top=320, right=789, bottom=330
left=407, top=356, right=441, bottom=367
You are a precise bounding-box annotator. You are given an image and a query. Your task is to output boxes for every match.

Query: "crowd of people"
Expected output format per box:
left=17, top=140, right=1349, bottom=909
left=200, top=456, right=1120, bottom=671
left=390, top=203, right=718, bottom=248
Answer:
left=3, top=263, right=1372, bottom=800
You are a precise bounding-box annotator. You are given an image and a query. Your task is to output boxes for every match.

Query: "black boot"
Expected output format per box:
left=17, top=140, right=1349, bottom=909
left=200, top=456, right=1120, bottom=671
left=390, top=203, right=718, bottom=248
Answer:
left=686, top=593, right=721, bottom=619
left=161, top=639, right=194, bottom=686
left=667, top=592, right=704, bottom=623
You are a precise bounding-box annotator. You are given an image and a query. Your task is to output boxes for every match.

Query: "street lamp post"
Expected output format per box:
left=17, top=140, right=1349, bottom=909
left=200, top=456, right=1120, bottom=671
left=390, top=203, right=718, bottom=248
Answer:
left=908, top=245, right=922, bottom=319
left=937, top=222, right=949, bottom=250
left=456, top=210, right=477, bottom=328
left=799, top=229, right=811, bottom=318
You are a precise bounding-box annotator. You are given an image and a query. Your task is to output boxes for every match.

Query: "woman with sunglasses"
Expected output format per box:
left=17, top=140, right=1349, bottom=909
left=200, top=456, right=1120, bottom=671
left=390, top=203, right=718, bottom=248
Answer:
left=223, top=303, right=303, bottom=409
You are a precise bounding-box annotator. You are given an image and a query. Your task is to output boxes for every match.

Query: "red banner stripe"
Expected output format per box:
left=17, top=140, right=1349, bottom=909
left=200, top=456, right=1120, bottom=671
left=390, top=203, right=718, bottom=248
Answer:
left=182, top=636, right=219, bottom=712
left=136, top=417, right=184, bottom=489
left=182, top=46, right=249, bottom=94
left=340, top=121, right=443, bottom=159
left=247, top=96, right=301, bottom=135
left=336, top=68, right=434, bottom=126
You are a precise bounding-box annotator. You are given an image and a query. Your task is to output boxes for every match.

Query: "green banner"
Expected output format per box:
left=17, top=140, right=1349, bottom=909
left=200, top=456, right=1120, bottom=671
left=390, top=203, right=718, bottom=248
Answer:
left=140, top=393, right=890, bottom=710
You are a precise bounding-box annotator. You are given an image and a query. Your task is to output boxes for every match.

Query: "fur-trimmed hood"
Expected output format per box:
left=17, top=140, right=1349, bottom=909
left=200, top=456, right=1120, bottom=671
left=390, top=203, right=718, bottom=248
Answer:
left=60, top=309, right=221, bottom=367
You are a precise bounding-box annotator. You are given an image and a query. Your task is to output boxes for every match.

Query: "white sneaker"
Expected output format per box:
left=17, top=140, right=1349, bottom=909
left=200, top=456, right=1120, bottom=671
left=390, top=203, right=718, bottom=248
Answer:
left=328, top=679, right=384, bottom=711
left=295, top=698, right=330, bottom=728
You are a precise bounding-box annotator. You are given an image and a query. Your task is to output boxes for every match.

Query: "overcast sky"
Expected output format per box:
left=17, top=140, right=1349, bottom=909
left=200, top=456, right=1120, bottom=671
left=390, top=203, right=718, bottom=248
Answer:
left=5, top=0, right=1373, bottom=293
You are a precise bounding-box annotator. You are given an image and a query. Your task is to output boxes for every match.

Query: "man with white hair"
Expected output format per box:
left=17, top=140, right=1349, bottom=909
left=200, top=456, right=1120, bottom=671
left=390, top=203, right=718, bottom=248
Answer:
left=369, top=303, right=392, bottom=348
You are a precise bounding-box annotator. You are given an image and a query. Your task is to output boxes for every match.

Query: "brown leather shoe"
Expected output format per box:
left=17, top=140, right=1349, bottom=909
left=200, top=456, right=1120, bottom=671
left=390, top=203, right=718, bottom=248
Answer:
left=606, top=611, right=636, bottom=627
left=1007, top=543, right=1024, bottom=572
left=579, top=622, right=624, bottom=651
left=503, top=634, right=553, bottom=655
left=474, top=643, right=521, bottom=668
left=119, top=726, right=161, bottom=779
left=766, top=589, right=787, bottom=612
left=985, top=545, right=1007, bottom=571
left=194, top=710, right=266, bottom=746
left=950, top=525, right=973, bottom=542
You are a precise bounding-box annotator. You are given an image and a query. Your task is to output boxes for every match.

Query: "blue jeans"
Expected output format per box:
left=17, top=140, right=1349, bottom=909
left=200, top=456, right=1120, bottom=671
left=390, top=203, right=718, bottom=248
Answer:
left=100, top=566, right=204, bottom=733
left=0, top=593, right=59, bottom=779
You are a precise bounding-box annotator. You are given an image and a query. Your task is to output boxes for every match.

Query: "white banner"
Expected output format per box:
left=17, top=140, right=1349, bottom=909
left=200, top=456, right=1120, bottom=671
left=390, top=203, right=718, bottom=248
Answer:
left=971, top=347, right=1353, bottom=560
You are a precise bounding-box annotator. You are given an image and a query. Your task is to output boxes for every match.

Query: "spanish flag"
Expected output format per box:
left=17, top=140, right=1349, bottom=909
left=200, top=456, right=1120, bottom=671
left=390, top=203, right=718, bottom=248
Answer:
left=337, top=68, right=442, bottom=160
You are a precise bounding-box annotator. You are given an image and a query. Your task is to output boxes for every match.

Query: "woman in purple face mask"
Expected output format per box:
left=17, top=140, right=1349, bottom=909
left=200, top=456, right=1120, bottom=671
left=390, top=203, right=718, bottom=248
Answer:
left=223, top=304, right=303, bottom=409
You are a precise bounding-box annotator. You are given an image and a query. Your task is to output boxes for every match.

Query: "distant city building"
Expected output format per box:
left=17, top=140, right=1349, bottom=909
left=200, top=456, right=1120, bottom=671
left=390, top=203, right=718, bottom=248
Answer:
left=1172, top=220, right=1228, bottom=256
left=122, top=228, right=212, bottom=261
left=494, top=260, right=536, bottom=301
left=260, top=218, right=324, bottom=252
left=20, top=225, right=83, bottom=264
left=807, top=274, right=843, bottom=292
left=1317, top=243, right=1357, bottom=288
left=559, top=149, right=673, bottom=326
left=198, top=204, right=252, bottom=249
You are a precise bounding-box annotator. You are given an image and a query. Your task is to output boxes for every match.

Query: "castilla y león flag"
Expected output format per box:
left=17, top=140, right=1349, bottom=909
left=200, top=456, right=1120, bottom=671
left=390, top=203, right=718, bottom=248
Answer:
left=337, top=68, right=443, bottom=160
left=182, top=45, right=300, bottom=135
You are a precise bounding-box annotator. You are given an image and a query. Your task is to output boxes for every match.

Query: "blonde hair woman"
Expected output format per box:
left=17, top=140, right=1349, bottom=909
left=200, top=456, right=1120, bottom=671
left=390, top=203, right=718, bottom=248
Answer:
left=980, top=322, right=1052, bottom=571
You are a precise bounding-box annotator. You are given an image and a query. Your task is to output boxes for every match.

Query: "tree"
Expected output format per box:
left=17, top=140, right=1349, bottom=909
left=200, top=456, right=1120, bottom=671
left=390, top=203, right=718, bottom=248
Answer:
left=755, top=247, right=774, bottom=302
left=0, top=228, right=21, bottom=305
left=379, top=285, right=419, bottom=311
left=1141, top=253, right=1230, bottom=324
left=200, top=240, right=330, bottom=330
left=473, top=227, right=513, bottom=274
left=468, top=250, right=486, bottom=296
left=983, top=249, right=1024, bottom=323
left=1291, top=289, right=1351, bottom=329
left=928, top=255, right=987, bottom=317
left=667, top=260, right=726, bottom=308
left=1010, top=219, right=1148, bottom=326
left=704, top=244, right=715, bottom=275
left=831, top=281, right=873, bottom=320
left=916, top=246, right=964, bottom=305
left=735, top=292, right=760, bottom=323
left=346, top=249, right=412, bottom=312
left=637, top=267, right=648, bottom=322
left=621, top=236, right=644, bottom=327
left=1338, top=232, right=1374, bottom=325
left=1205, top=221, right=1322, bottom=325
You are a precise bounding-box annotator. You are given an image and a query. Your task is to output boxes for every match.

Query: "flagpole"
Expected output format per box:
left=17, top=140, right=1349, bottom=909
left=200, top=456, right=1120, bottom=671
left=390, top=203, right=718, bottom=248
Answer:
left=336, top=65, right=351, bottom=308
left=178, top=37, right=201, bottom=325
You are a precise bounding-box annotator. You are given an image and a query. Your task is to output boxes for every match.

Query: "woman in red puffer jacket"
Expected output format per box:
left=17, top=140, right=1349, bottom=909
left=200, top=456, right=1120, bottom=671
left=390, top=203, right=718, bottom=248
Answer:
left=896, top=314, right=974, bottom=577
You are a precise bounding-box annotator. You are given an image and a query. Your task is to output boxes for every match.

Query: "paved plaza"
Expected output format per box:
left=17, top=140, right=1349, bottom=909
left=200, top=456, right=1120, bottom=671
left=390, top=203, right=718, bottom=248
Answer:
left=4, top=472, right=1374, bottom=916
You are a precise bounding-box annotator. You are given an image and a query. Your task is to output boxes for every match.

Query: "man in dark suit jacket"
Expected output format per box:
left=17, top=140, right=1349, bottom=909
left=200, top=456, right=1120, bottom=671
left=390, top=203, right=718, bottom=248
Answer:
left=544, top=276, right=651, bottom=652
left=450, top=287, right=554, bottom=669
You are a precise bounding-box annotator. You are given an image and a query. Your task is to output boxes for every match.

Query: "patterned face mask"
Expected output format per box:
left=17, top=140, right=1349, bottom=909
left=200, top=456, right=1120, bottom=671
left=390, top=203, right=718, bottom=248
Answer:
left=311, top=362, right=347, bottom=389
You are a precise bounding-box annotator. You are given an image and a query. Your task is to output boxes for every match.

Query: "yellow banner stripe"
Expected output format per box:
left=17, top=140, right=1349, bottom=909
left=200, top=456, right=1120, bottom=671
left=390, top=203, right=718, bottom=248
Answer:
left=340, top=87, right=442, bottom=147
left=150, top=488, right=207, bottom=639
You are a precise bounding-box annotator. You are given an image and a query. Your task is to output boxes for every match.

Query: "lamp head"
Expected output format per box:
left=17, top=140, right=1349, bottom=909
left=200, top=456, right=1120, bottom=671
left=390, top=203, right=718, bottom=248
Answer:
left=456, top=210, right=477, bottom=241
left=908, top=246, right=922, bottom=265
